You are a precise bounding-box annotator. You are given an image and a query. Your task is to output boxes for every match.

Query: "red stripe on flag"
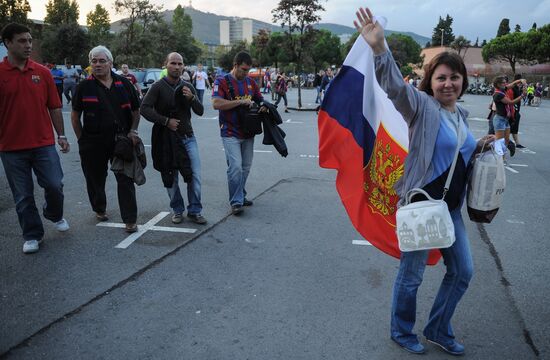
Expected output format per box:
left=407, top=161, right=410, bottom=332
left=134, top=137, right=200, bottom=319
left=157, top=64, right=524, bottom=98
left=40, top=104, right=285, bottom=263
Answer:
left=318, top=109, right=441, bottom=265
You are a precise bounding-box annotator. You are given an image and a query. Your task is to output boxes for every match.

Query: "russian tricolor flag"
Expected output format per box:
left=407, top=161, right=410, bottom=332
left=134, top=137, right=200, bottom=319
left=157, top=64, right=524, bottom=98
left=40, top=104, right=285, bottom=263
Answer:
left=318, top=31, right=441, bottom=265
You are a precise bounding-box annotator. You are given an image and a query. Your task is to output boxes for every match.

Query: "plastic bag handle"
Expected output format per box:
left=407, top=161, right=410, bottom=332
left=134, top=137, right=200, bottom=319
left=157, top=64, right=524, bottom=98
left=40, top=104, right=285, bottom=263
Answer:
left=405, top=188, right=438, bottom=205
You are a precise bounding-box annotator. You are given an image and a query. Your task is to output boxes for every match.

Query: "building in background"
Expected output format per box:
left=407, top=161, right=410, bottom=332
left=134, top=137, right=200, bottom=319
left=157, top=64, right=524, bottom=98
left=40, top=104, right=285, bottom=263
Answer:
left=220, top=18, right=271, bottom=45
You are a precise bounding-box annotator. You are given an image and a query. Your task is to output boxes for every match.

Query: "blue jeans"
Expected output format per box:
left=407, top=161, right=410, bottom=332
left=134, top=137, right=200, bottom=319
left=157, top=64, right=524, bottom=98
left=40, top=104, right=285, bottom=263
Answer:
left=222, top=136, right=254, bottom=206
left=315, top=86, right=322, bottom=103
left=196, top=89, right=205, bottom=104
left=166, top=135, right=202, bottom=215
left=0, top=145, right=64, bottom=241
left=493, top=114, right=510, bottom=131
left=391, top=208, right=473, bottom=347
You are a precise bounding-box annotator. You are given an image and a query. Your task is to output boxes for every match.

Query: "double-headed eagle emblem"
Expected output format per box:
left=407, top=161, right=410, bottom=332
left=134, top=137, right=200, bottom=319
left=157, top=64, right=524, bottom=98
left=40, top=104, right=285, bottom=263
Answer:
left=363, top=140, right=404, bottom=218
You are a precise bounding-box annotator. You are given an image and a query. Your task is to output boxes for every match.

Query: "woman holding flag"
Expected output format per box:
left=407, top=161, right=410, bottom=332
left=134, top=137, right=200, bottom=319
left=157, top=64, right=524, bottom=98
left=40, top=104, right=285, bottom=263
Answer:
left=353, top=7, right=494, bottom=356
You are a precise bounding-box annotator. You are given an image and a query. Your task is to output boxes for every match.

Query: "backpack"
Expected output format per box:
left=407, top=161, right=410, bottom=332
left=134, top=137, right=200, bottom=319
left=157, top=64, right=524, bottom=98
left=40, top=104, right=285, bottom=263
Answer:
left=494, top=90, right=515, bottom=119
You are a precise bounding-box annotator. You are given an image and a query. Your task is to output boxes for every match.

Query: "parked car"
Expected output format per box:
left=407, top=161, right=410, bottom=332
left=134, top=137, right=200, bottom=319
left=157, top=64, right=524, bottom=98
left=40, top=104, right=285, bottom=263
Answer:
left=132, top=68, right=162, bottom=96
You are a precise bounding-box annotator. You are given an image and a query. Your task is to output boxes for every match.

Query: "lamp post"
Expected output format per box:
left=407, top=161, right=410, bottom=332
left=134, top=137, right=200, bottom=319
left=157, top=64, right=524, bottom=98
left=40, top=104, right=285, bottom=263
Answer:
left=441, top=28, right=444, bottom=47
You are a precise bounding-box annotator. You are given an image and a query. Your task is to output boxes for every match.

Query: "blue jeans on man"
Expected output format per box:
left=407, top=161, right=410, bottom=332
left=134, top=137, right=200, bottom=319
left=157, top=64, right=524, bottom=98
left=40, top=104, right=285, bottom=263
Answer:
left=391, top=207, right=473, bottom=348
left=315, top=86, right=322, bottom=103
left=221, top=136, right=254, bottom=206
left=166, top=135, right=202, bottom=215
left=0, top=145, right=64, bottom=241
left=196, top=89, right=205, bottom=104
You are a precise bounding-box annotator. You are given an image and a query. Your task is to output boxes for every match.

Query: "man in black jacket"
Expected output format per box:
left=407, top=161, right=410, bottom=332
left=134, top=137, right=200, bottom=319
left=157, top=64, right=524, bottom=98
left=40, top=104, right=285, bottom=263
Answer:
left=71, top=45, right=141, bottom=233
left=141, top=52, right=207, bottom=225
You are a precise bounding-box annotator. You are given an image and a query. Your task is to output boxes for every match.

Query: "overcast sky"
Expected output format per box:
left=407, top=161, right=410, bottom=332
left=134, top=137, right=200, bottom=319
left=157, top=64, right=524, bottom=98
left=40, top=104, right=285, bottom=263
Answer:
left=28, top=0, right=549, bottom=42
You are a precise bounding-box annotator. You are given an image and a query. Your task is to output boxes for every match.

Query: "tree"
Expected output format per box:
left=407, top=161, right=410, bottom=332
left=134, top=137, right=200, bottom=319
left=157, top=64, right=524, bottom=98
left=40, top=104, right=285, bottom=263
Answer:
left=172, top=5, right=201, bottom=64
left=310, top=29, right=341, bottom=73
left=0, top=0, right=31, bottom=31
left=431, top=15, right=455, bottom=47
left=41, top=23, right=89, bottom=64
left=86, top=4, right=111, bottom=47
left=525, top=24, right=550, bottom=64
left=532, top=22, right=537, bottom=30
left=450, top=35, right=471, bottom=58
left=481, top=39, right=487, bottom=47
left=272, top=0, right=325, bottom=108
left=425, top=41, right=431, bottom=48
left=496, top=18, right=510, bottom=37
left=250, top=28, right=271, bottom=85
left=514, top=24, right=521, bottom=33
left=386, top=33, right=423, bottom=70
left=44, top=0, right=78, bottom=25
left=482, top=32, right=530, bottom=74
left=264, top=31, right=290, bottom=70
left=112, top=0, right=164, bottom=67
left=474, top=37, right=479, bottom=47
left=342, top=31, right=359, bottom=55
left=217, top=41, right=248, bottom=71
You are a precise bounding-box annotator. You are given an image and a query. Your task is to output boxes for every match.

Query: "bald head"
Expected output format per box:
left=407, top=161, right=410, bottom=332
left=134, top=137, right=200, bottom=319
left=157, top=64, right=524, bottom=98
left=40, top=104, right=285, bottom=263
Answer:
left=165, top=52, right=184, bottom=80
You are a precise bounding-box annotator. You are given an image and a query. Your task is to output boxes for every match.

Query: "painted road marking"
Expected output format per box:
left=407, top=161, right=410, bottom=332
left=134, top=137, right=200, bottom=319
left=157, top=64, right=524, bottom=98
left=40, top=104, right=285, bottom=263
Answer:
left=509, top=163, right=528, bottom=167
left=254, top=150, right=273, bottom=153
left=519, top=149, right=536, bottom=154
left=505, top=166, right=519, bottom=174
left=468, top=117, right=488, bottom=122
left=352, top=240, right=373, bottom=246
left=506, top=219, right=525, bottom=225
left=285, top=119, right=304, bottom=123
left=96, top=211, right=197, bottom=249
left=299, top=154, right=319, bottom=158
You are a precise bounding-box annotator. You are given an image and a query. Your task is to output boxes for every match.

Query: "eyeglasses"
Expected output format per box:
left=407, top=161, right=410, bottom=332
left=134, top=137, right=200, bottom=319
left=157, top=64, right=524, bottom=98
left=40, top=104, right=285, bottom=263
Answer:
left=91, top=59, right=109, bottom=64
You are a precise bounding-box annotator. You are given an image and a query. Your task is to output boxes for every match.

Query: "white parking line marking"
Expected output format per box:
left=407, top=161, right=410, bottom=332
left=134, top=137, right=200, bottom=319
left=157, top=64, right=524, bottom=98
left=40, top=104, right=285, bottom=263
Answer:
left=96, top=211, right=197, bottom=249
left=285, top=119, right=304, bottom=123
left=352, top=240, right=373, bottom=246
left=505, top=166, right=519, bottom=173
left=254, top=150, right=273, bottom=153
left=509, top=164, right=528, bottom=167
left=467, top=117, right=489, bottom=122
left=299, top=154, right=319, bottom=158
left=506, top=219, right=525, bottom=225
left=519, top=149, right=536, bottom=154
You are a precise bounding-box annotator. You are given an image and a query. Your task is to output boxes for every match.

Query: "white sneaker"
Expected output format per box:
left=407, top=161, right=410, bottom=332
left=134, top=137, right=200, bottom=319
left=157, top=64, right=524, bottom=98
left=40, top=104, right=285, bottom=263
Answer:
left=23, top=239, right=42, bottom=254
left=55, top=218, right=70, bottom=232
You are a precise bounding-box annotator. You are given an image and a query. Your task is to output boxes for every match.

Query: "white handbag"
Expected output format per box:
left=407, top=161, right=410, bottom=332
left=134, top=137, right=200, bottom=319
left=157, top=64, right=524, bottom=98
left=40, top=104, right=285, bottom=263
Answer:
left=396, top=115, right=463, bottom=252
left=467, top=143, right=506, bottom=223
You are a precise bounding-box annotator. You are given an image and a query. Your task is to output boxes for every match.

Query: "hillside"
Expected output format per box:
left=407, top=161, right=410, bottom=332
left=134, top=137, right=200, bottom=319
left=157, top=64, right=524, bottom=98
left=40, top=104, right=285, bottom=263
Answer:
left=111, top=7, right=430, bottom=47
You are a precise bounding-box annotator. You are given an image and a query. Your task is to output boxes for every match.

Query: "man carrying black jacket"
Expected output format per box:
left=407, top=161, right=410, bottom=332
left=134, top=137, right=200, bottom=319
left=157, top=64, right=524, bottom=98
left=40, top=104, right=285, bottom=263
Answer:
left=141, top=52, right=207, bottom=225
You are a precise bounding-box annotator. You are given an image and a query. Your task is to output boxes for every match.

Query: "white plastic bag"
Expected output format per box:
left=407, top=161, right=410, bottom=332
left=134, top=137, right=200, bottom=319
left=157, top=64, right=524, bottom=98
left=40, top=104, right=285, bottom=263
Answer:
left=467, top=148, right=506, bottom=223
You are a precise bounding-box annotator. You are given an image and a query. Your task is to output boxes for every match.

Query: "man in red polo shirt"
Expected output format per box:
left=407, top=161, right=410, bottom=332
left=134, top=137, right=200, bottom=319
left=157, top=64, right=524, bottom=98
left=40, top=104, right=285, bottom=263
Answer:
left=0, top=23, right=70, bottom=254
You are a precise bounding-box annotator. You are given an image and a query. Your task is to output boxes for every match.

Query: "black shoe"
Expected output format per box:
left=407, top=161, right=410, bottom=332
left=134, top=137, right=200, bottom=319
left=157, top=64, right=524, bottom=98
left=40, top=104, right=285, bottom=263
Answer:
left=284, top=109, right=290, bottom=113
left=231, top=205, right=243, bottom=215
left=507, top=141, right=516, bottom=157
left=243, top=199, right=253, bottom=206
left=187, top=213, right=207, bottom=225
left=516, top=144, right=525, bottom=149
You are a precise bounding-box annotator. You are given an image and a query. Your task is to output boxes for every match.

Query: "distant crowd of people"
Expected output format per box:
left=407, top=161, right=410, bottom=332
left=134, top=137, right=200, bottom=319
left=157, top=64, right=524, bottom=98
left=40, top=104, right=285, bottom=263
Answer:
left=1, top=22, right=287, bottom=254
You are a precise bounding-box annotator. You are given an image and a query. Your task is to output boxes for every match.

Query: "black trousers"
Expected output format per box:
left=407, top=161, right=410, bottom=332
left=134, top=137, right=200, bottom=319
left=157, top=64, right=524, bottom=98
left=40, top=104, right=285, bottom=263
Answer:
left=78, top=137, right=137, bottom=223
left=55, top=83, right=63, bottom=103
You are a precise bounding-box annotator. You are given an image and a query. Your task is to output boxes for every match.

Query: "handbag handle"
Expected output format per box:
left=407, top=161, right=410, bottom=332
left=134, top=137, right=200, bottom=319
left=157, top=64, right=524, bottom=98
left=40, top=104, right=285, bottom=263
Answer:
left=405, top=188, right=438, bottom=205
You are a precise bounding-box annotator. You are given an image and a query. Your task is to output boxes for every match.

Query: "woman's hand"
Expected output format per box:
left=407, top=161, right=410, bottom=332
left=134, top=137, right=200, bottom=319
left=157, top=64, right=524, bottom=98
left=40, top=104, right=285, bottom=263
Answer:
left=477, top=134, right=495, bottom=152
left=353, top=7, right=386, bottom=55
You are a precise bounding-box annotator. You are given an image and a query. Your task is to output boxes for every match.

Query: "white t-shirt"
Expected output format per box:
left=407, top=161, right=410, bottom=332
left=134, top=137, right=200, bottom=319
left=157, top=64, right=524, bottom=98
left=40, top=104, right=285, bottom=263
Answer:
left=194, top=70, right=208, bottom=90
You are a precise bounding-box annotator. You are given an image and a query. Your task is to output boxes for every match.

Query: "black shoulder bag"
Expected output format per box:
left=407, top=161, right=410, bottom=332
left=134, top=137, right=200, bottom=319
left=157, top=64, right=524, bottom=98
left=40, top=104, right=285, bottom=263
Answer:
left=224, top=74, right=263, bottom=137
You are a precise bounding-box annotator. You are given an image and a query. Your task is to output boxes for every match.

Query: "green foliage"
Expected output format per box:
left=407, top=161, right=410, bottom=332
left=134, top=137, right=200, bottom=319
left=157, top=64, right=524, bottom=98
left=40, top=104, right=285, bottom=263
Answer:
left=532, top=22, right=537, bottom=30
left=44, top=0, right=78, bottom=25
left=217, top=41, right=248, bottom=71
left=0, top=0, right=31, bottom=31
left=496, top=18, right=510, bottom=37
left=310, top=29, right=341, bottom=71
left=40, top=23, right=89, bottom=64
left=263, top=31, right=291, bottom=69
left=425, top=41, right=431, bottom=48
left=172, top=5, right=201, bottom=64
left=86, top=4, right=111, bottom=47
left=342, top=32, right=359, bottom=56
left=450, top=35, right=471, bottom=57
left=272, top=0, right=325, bottom=108
left=482, top=31, right=529, bottom=74
left=431, top=15, right=455, bottom=46
left=400, top=64, right=413, bottom=77
left=112, top=0, right=164, bottom=67
left=250, top=28, right=270, bottom=66
left=514, top=24, right=521, bottom=33
left=387, top=33, right=423, bottom=68
left=525, top=24, right=550, bottom=63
